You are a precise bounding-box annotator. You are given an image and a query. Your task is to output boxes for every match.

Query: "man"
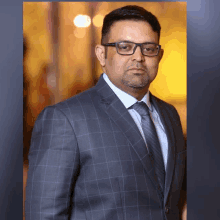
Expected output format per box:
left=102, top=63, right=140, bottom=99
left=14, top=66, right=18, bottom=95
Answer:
left=25, top=5, right=186, bottom=220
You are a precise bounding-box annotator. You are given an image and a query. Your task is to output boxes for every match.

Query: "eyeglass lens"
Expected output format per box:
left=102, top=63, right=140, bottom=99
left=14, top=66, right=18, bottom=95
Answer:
left=117, top=42, right=159, bottom=56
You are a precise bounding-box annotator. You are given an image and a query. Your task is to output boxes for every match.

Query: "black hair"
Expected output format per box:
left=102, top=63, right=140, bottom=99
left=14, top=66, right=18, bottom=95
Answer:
left=101, top=5, right=161, bottom=44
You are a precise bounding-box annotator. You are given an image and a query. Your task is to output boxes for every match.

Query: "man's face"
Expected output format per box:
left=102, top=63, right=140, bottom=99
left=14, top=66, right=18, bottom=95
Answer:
left=103, top=20, right=163, bottom=95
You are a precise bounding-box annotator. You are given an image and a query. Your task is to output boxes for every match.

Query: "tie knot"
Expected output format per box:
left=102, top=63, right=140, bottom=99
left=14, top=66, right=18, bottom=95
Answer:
left=132, top=101, right=150, bottom=117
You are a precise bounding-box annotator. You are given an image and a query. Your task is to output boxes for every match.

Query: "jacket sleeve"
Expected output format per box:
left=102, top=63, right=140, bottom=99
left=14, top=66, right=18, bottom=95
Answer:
left=25, top=105, right=80, bottom=220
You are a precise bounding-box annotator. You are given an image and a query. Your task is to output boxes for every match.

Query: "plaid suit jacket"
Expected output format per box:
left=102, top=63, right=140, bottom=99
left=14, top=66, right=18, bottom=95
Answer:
left=25, top=74, right=186, bottom=220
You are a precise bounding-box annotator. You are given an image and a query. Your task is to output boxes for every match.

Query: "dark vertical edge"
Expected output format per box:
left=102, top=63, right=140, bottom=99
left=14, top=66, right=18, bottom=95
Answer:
left=90, top=2, right=99, bottom=85
left=0, top=2, right=23, bottom=220
left=50, top=2, right=61, bottom=103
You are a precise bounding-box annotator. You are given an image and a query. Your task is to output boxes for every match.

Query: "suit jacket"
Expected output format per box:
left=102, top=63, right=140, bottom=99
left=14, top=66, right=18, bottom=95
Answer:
left=25, top=74, right=186, bottom=220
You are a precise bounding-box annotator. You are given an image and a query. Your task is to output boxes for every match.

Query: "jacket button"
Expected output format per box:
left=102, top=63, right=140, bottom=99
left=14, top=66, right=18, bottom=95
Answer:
left=165, top=207, right=169, bottom=214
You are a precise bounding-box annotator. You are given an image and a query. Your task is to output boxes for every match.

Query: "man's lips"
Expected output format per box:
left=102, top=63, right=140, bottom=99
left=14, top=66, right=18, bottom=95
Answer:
left=128, top=68, right=146, bottom=72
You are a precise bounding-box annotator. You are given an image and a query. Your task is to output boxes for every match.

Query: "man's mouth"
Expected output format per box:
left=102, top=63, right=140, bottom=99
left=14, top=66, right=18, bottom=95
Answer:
left=128, top=68, right=146, bottom=73
left=129, top=68, right=144, bottom=70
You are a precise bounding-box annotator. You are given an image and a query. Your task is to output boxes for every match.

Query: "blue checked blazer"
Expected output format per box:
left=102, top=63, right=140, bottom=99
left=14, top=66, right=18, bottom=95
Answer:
left=25, top=74, right=186, bottom=220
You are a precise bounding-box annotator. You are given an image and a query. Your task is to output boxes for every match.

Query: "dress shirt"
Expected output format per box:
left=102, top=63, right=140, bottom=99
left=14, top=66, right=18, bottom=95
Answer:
left=103, top=73, right=168, bottom=169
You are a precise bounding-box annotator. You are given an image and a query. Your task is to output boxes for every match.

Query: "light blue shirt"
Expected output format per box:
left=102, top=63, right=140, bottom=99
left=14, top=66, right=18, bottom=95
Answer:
left=103, top=73, right=168, bottom=169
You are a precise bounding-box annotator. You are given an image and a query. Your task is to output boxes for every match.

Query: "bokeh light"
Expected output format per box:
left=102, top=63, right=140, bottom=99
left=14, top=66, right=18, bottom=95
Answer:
left=92, top=14, right=104, bottom=27
left=73, top=14, right=91, bottom=28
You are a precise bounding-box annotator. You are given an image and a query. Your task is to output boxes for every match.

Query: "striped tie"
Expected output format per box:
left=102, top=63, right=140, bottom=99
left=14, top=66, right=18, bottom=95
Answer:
left=132, top=101, right=165, bottom=193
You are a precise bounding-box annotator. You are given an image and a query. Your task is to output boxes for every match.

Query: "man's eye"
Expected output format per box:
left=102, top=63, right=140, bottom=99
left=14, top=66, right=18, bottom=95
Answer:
left=121, top=46, right=128, bottom=49
left=119, top=44, right=132, bottom=50
left=144, top=47, right=155, bottom=51
left=143, top=47, right=157, bottom=53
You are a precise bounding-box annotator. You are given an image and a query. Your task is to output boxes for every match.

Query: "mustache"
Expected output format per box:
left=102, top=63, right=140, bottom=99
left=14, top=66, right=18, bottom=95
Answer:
left=127, top=63, right=147, bottom=71
left=128, top=67, right=146, bottom=71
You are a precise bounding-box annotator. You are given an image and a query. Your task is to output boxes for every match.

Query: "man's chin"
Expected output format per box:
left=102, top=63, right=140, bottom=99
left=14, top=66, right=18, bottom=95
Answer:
left=122, top=74, right=150, bottom=90
left=123, top=80, right=149, bottom=89
left=124, top=82, right=149, bottom=90
left=129, top=84, right=148, bottom=90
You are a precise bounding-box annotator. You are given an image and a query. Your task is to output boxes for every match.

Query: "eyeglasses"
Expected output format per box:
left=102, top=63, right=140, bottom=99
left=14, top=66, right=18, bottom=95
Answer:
left=102, top=41, right=161, bottom=57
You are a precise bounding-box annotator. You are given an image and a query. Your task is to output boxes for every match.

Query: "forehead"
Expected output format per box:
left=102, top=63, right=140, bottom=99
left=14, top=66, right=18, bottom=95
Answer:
left=108, top=20, right=159, bottom=44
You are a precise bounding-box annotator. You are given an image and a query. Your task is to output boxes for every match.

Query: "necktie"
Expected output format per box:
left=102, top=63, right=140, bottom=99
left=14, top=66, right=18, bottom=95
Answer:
left=132, top=101, right=165, bottom=192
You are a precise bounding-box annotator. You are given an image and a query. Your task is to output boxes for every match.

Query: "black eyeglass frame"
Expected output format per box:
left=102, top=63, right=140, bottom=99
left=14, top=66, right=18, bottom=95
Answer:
left=102, top=41, right=161, bottom=57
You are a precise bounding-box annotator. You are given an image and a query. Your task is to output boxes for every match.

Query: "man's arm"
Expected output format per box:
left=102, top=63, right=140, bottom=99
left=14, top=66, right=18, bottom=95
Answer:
left=25, top=106, right=80, bottom=220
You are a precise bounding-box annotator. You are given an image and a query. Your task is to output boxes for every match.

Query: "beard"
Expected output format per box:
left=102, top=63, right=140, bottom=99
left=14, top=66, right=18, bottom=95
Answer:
left=121, top=72, right=151, bottom=90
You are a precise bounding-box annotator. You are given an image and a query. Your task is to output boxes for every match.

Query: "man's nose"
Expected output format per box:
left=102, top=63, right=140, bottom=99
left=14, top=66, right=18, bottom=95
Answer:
left=131, top=46, right=145, bottom=62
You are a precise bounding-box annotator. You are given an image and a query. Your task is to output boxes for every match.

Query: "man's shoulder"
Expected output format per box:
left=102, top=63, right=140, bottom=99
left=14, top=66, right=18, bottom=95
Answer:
left=151, top=94, right=184, bottom=132
left=151, top=94, right=176, bottom=112
left=42, top=86, right=99, bottom=117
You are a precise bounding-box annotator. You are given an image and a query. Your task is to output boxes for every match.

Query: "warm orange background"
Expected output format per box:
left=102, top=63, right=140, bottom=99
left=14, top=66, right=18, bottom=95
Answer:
left=23, top=2, right=186, bottom=134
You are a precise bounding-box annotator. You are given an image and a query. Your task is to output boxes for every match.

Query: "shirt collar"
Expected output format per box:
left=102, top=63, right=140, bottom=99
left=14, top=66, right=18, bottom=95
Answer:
left=103, top=73, right=152, bottom=111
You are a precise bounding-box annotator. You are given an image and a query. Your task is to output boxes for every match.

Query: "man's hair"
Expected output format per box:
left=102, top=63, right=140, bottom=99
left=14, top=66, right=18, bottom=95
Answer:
left=101, top=5, right=161, bottom=44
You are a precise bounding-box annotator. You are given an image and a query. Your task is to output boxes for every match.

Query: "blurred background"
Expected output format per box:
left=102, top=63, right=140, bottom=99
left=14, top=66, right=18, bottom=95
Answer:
left=23, top=2, right=186, bottom=219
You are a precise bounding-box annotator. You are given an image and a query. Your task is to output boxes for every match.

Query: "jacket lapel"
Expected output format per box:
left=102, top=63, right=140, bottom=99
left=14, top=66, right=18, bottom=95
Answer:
left=95, top=75, right=162, bottom=193
left=151, top=94, right=176, bottom=203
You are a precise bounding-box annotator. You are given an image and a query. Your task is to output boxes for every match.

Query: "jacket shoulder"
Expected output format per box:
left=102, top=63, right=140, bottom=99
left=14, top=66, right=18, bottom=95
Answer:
left=151, top=95, right=177, bottom=112
left=42, top=87, right=100, bottom=120
left=151, top=94, right=182, bottom=127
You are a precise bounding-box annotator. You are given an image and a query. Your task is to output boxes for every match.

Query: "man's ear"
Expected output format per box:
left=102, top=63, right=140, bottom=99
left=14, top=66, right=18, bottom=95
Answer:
left=95, top=45, right=106, bottom=66
left=158, top=48, right=164, bottom=62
